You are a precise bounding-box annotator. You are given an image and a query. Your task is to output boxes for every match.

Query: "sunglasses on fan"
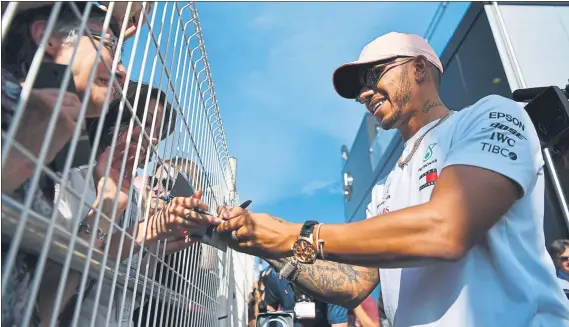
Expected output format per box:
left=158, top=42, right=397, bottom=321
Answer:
left=147, top=175, right=175, bottom=192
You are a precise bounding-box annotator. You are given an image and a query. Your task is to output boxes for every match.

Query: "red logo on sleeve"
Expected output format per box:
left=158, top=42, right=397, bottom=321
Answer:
left=426, top=171, right=438, bottom=183
left=419, top=168, right=438, bottom=191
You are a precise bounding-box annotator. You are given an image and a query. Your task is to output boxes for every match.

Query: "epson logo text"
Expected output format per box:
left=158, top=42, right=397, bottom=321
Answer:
left=488, top=112, right=525, bottom=131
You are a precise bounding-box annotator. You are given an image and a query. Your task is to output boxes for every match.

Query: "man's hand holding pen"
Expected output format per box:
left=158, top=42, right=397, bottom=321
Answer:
left=146, top=190, right=255, bottom=247
left=215, top=204, right=299, bottom=258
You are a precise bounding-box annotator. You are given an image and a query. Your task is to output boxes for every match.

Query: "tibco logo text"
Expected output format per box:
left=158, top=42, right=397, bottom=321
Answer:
left=481, top=142, right=518, bottom=160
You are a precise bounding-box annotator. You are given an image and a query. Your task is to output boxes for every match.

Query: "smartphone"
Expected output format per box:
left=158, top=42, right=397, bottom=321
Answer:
left=169, top=172, right=228, bottom=252
left=32, top=62, right=78, bottom=95
left=169, top=172, right=198, bottom=201
left=53, top=129, right=93, bottom=171
left=32, top=63, right=89, bottom=171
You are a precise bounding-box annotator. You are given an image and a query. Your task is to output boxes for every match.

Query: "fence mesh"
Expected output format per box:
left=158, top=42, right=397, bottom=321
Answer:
left=1, top=2, right=255, bottom=327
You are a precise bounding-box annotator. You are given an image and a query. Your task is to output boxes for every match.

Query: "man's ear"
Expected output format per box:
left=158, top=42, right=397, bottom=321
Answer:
left=30, top=20, right=60, bottom=57
left=413, top=55, right=429, bottom=84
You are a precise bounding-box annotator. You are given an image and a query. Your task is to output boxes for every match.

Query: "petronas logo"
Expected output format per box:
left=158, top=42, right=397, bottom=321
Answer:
left=424, top=143, right=437, bottom=161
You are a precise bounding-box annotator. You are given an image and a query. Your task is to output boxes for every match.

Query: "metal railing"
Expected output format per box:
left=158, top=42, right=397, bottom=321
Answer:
left=1, top=2, right=255, bottom=327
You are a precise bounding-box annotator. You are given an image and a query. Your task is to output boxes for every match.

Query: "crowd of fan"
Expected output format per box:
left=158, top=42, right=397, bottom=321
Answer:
left=1, top=2, right=221, bottom=327
left=247, top=266, right=383, bottom=327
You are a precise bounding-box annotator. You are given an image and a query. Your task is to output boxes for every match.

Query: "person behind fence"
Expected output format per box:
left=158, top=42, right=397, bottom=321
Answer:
left=376, top=287, right=389, bottom=327
left=348, top=295, right=380, bottom=327
left=138, top=157, right=205, bottom=218
left=248, top=278, right=266, bottom=327
left=1, top=3, right=127, bottom=326
left=215, top=32, right=569, bottom=326
left=261, top=266, right=349, bottom=327
left=134, top=157, right=220, bottom=327
left=548, top=239, right=569, bottom=297
left=248, top=290, right=257, bottom=327
left=1, top=1, right=151, bottom=41
left=49, top=81, right=170, bottom=326
left=49, top=82, right=217, bottom=327
left=1, top=2, right=127, bottom=195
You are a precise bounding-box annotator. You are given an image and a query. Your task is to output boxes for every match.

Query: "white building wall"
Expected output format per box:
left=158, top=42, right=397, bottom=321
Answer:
left=485, top=3, right=569, bottom=90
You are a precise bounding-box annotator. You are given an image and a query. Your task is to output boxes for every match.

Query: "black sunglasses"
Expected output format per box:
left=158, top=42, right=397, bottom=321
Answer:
left=355, top=57, right=414, bottom=104
left=147, top=175, right=175, bottom=192
left=88, top=29, right=119, bottom=57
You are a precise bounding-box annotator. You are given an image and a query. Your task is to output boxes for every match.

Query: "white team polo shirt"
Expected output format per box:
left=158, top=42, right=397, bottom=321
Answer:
left=365, top=95, right=569, bottom=327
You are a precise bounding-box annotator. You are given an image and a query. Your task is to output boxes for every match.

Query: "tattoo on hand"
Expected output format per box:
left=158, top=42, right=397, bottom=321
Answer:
left=421, top=100, right=443, bottom=113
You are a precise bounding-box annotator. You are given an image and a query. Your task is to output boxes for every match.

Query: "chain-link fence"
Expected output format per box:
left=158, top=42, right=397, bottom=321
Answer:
left=1, top=2, right=255, bottom=327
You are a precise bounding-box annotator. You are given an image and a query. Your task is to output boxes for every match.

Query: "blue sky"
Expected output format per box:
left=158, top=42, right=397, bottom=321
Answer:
left=195, top=1, right=471, bottom=224
left=122, top=1, right=470, bottom=224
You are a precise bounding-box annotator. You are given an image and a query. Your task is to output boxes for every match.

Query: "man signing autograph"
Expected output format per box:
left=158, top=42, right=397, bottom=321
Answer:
left=215, top=32, right=569, bottom=327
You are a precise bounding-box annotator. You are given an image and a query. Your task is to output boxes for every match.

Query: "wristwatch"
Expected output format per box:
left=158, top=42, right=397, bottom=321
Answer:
left=279, top=221, right=319, bottom=281
left=292, top=220, right=319, bottom=264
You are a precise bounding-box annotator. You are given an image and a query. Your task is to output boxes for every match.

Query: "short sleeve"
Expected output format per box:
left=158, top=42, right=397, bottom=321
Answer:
left=365, top=184, right=384, bottom=219
left=444, top=95, right=543, bottom=197
left=130, top=189, right=145, bottom=224
left=56, top=169, right=90, bottom=232
left=56, top=167, right=101, bottom=233
left=326, top=303, right=348, bottom=324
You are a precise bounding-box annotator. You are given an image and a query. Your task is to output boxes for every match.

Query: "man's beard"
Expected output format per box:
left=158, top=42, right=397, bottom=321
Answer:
left=380, top=107, right=402, bottom=130
left=379, top=69, right=411, bottom=130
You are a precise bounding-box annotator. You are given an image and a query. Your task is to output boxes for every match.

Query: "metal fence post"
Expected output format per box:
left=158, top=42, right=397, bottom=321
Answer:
left=1, top=2, right=255, bottom=327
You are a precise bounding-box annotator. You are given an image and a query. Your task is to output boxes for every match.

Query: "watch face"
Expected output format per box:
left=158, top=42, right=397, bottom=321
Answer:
left=292, top=238, right=317, bottom=263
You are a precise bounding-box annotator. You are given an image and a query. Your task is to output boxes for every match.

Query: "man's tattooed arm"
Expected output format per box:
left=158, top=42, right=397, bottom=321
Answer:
left=264, top=257, right=379, bottom=309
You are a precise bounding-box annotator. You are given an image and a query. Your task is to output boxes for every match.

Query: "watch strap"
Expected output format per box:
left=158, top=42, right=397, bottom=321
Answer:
left=299, top=220, right=318, bottom=238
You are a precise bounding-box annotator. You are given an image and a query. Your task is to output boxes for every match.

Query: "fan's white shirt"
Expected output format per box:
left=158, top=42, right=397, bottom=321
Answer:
left=365, top=95, right=569, bottom=327
left=57, top=166, right=145, bottom=327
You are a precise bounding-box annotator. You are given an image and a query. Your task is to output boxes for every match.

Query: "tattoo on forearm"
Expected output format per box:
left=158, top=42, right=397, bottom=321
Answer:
left=421, top=100, right=443, bottom=113
left=265, top=257, right=379, bottom=308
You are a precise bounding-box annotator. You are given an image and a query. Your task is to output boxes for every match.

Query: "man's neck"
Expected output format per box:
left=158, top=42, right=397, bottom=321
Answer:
left=399, top=97, right=450, bottom=142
